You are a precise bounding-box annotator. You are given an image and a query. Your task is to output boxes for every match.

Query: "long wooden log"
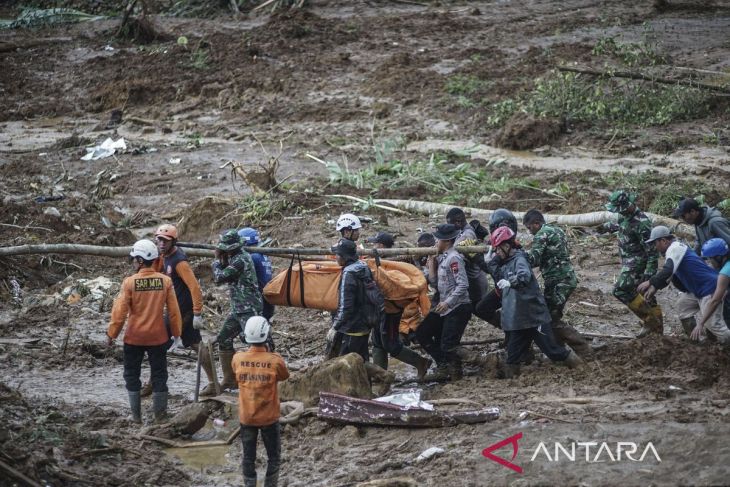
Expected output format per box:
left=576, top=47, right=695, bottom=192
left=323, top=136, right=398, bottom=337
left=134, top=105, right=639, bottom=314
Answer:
left=557, top=65, right=730, bottom=94
left=0, top=243, right=488, bottom=259
left=373, top=199, right=695, bottom=239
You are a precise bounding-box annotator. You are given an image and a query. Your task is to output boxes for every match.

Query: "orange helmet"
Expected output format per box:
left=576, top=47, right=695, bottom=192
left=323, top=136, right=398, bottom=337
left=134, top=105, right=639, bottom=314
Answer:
left=155, top=224, right=178, bottom=240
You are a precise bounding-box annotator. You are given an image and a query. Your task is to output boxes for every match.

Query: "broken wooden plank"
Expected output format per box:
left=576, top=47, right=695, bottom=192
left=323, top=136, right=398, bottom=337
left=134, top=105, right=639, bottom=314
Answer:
left=317, top=392, right=500, bottom=427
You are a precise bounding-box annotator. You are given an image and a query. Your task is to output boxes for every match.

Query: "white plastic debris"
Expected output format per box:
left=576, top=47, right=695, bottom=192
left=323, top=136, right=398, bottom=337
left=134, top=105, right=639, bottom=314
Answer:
left=62, top=276, right=115, bottom=301
left=168, top=157, right=181, bottom=165
left=81, top=137, right=127, bottom=161
left=415, top=447, right=444, bottom=463
left=374, top=389, right=434, bottom=411
left=43, top=207, right=61, bottom=218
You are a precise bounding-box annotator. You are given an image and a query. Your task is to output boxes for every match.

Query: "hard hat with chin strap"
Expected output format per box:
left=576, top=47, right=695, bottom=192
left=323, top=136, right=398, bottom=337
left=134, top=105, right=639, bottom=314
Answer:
left=155, top=224, right=178, bottom=240
left=336, top=213, right=362, bottom=232
left=238, top=227, right=260, bottom=246
left=130, top=240, right=159, bottom=260
left=244, top=316, right=271, bottom=344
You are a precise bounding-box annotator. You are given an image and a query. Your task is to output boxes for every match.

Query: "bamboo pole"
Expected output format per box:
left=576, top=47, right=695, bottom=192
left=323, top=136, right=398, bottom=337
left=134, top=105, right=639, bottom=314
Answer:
left=0, top=243, right=488, bottom=259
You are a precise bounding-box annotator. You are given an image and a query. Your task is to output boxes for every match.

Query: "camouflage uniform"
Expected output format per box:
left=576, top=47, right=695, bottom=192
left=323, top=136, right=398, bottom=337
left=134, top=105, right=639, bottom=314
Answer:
left=612, top=208, right=658, bottom=305
left=526, top=223, right=578, bottom=322
left=605, top=190, right=663, bottom=337
left=213, top=231, right=263, bottom=352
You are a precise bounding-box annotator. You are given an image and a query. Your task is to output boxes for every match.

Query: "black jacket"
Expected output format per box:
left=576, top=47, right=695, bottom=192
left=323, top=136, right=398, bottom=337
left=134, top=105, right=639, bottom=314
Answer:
left=332, top=259, right=372, bottom=334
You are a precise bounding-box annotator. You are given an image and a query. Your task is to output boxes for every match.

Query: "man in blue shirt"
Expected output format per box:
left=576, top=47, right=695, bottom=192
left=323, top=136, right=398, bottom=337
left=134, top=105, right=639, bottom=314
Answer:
left=637, top=226, right=730, bottom=345
left=238, top=227, right=274, bottom=320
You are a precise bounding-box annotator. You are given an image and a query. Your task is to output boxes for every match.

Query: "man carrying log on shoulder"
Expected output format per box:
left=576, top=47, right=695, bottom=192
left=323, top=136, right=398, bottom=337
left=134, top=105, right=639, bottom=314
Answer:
left=210, top=229, right=264, bottom=393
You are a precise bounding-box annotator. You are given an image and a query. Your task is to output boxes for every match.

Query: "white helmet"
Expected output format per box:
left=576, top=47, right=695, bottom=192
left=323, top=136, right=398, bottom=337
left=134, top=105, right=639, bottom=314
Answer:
left=129, top=240, right=159, bottom=260
left=244, top=316, right=271, bottom=344
left=336, top=213, right=362, bottom=232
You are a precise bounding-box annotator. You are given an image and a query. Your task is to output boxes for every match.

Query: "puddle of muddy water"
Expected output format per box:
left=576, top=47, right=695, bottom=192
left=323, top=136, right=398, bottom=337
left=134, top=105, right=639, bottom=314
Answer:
left=166, top=444, right=231, bottom=471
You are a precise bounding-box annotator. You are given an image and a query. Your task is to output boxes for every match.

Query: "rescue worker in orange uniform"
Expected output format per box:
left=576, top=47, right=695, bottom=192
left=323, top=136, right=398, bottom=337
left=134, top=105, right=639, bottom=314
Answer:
left=137, top=224, right=214, bottom=396
left=233, top=316, right=289, bottom=487
left=107, top=240, right=182, bottom=423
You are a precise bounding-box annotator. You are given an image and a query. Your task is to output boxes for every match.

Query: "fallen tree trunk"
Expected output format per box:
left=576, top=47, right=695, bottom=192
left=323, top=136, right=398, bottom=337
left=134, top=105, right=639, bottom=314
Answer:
left=557, top=65, right=730, bottom=94
left=373, top=199, right=695, bottom=239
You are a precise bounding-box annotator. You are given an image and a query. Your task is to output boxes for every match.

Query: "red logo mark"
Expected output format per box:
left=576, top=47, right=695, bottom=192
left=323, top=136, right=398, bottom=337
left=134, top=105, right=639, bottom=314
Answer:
left=482, top=432, right=523, bottom=473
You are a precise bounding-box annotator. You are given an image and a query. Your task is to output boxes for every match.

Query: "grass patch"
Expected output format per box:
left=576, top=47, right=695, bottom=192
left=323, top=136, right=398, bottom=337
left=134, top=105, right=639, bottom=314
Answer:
left=322, top=153, right=570, bottom=207
left=485, top=71, right=716, bottom=129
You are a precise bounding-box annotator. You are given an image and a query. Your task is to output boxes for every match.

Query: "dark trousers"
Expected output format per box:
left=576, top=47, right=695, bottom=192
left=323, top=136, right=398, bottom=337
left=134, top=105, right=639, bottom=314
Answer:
left=340, top=333, right=370, bottom=362
left=474, top=290, right=502, bottom=327
left=416, top=303, right=472, bottom=366
left=505, top=322, right=569, bottom=365
left=467, top=272, right=489, bottom=306
left=241, top=422, right=281, bottom=481
left=165, top=311, right=201, bottom=349
left=263, top=301, right=275, bottom=321
left=123, top=342, right=168, bottom=392
left=372, top=312, right=403, bottom=356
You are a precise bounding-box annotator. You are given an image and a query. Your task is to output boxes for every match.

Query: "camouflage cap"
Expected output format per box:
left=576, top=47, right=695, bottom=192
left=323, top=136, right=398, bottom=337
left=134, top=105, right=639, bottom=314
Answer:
left=605, top=190, right=637, bottom=213
left=217, top=229, right=243, bottom=251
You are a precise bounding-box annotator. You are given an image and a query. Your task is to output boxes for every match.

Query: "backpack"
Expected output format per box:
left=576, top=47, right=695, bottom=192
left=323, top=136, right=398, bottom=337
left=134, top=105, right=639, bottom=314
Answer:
left=361, top=276, right=385, bottom=329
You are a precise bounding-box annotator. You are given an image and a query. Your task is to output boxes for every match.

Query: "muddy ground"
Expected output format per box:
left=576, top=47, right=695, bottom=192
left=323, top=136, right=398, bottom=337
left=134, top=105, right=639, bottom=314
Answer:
left=1, top=0, right=730, bottom=486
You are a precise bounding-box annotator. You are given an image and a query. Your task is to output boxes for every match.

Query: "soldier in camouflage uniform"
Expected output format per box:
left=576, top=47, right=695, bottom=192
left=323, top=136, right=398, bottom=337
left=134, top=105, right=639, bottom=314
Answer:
left=209, top=229, right=264, bottom=392
left=523, top=209, right=591, bottom=358
left=605, top=191, right=663, bottom=337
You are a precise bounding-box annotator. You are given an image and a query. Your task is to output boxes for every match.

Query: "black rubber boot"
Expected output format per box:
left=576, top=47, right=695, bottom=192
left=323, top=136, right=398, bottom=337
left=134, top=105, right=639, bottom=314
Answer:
left=372, top=346, right=389, bottom=370
left=394, top=347, right=432, bottom=379
left=128, top=391, right=142, bottom=424
left=152, top=391, right=168, bottom=423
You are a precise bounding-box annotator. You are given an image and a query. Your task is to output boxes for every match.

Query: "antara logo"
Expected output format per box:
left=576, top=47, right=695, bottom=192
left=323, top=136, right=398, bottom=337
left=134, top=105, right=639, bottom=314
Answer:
left=482, top=433, right=661, bottom=473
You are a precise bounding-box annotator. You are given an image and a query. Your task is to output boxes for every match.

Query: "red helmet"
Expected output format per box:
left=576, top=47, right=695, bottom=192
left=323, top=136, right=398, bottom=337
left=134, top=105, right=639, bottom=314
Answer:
left=155, top=224, right=178, bottom=240
left=490, top=226, right=515, bottom=247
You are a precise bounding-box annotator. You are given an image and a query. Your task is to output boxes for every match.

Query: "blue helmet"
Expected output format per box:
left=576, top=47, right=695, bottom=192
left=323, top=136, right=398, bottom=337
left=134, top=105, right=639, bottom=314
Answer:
left=238, top=227, right=260, bottom=246
left=701, top=238, right=729, bottom=259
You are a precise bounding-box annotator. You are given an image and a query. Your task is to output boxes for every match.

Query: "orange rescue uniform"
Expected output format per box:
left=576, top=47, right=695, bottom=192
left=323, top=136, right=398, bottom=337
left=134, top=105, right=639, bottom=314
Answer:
left=232, top=346, right=289, bottom=426
left=108, top=267, right=182, bottom=346
left=153, top=249, right=203, bottom=315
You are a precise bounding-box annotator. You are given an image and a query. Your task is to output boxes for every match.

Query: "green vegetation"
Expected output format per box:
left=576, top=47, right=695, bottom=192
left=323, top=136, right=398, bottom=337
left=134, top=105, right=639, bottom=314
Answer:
left=484, top=71, right=715, bottom=129
left=323, top=153, right=568, bottom=207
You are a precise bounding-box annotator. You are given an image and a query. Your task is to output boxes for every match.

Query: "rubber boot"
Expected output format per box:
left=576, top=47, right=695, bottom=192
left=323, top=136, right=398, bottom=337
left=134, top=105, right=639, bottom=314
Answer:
left=198, top=345, right=218, bottom=397
left=140, top=381, right=152, bottom=398
left=264, top=472, right=279, bottom=487
left=629, top=295, right=662, bottom=337
left=243, top=477, right=257, bottom=487
left=372, top=346, right=389, bottom=370
left=643, top=304, right=664, bottom=336
left=219, top=350, right=237, bottom=391
left=128, top=391, right=142, bottom=424
left=499, top=363, right=521, bottom=379
left=152, top=391, right=168, bottom=423
left=363, top=362, right=395, bottom=396
left=562, top=350, right=584, bottom=369
left=394, top=347, right=432, bottom=379
left=422, top=362, right=449, bottom=382
left=447, top=361, right=463, bottom=381
left=453, top=346, right=489, bottom=366
left=680, top=317, right=696, bottom=337
left=553, top=324, right=593, bottom=359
